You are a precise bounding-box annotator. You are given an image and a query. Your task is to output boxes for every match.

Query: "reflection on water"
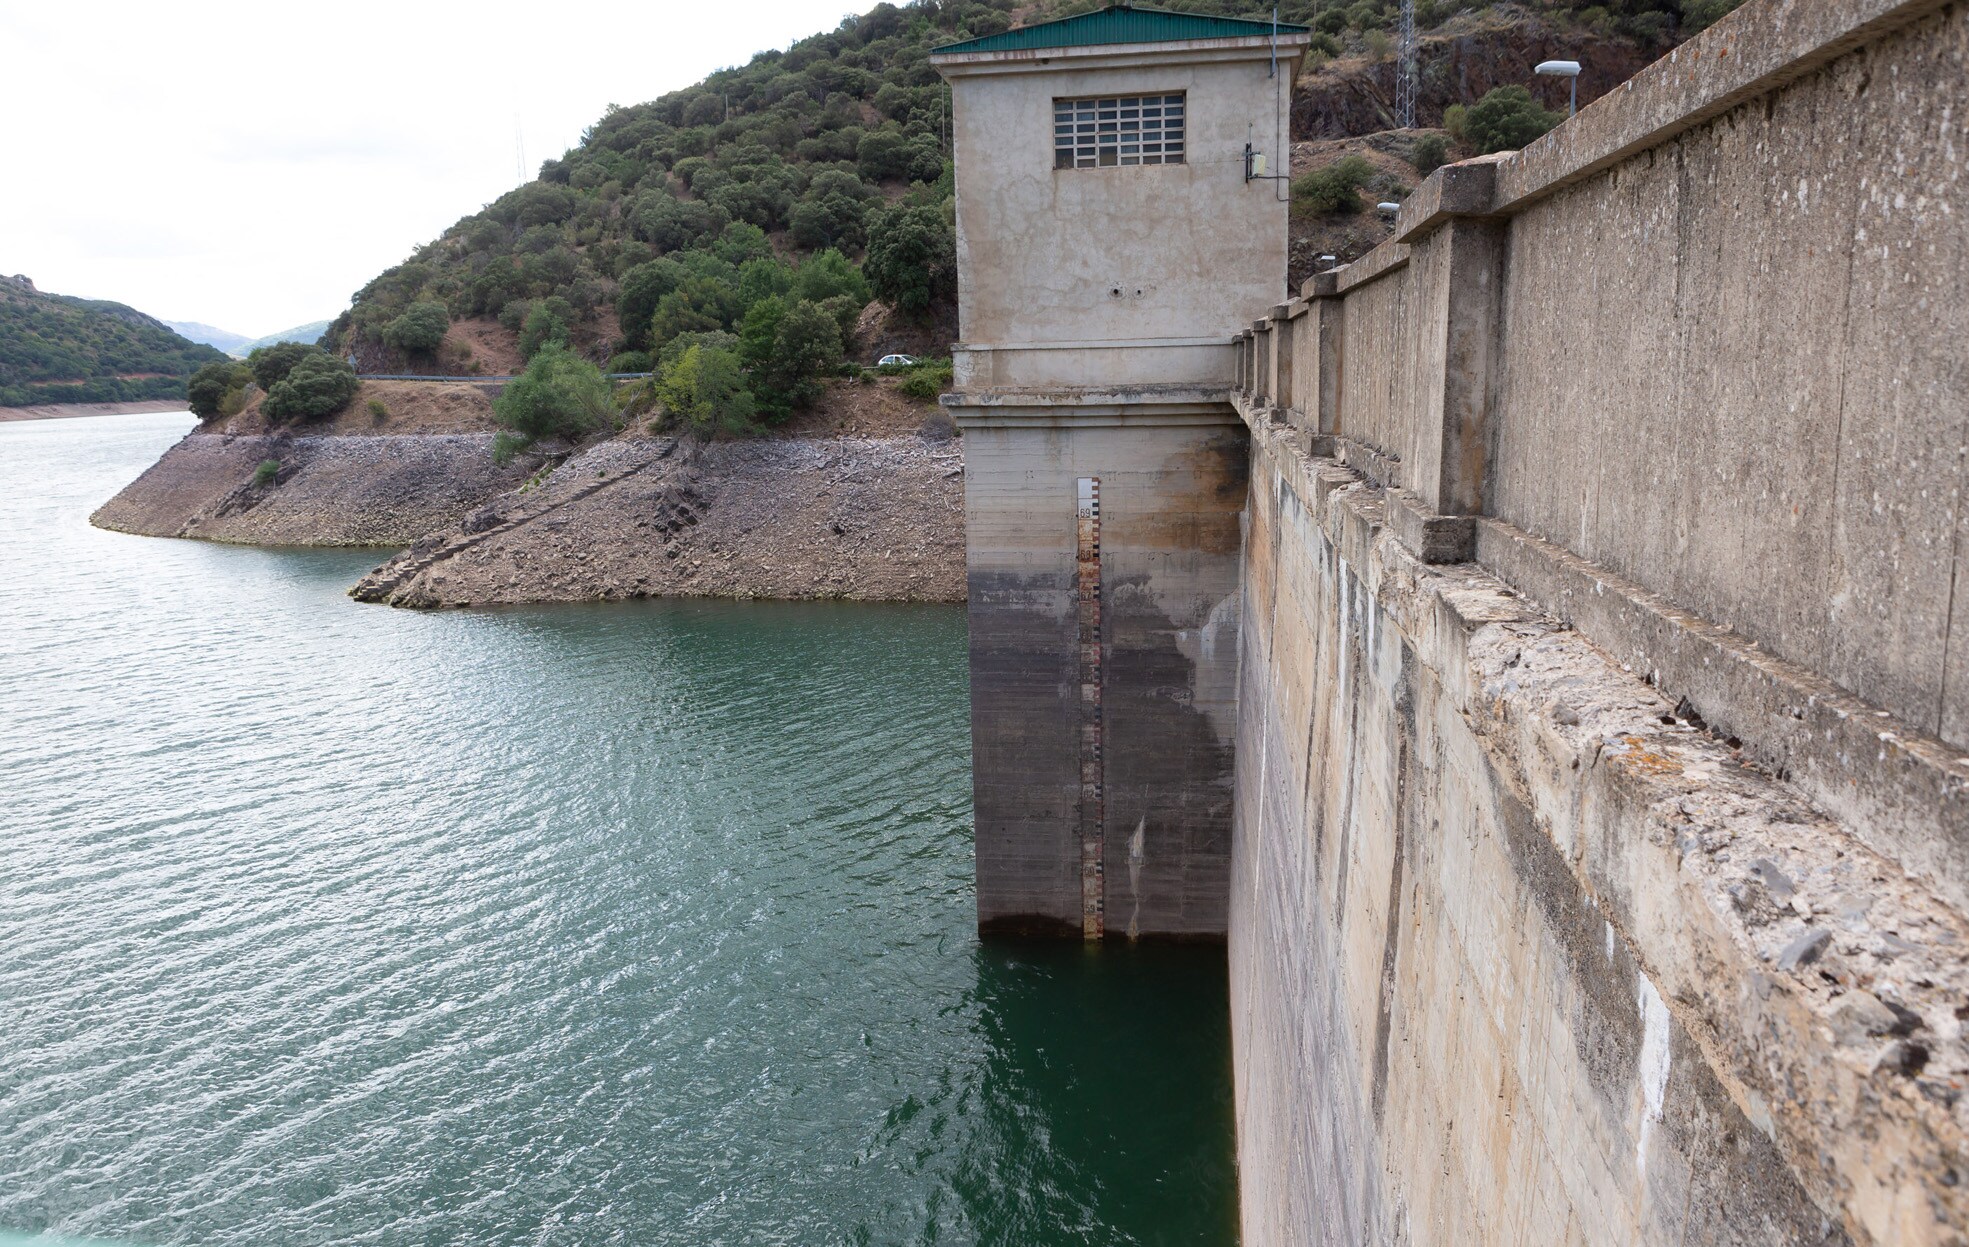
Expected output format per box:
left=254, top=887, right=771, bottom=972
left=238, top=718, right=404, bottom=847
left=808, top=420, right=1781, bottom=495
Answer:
left=0, top=413, right=1236, bottom=1246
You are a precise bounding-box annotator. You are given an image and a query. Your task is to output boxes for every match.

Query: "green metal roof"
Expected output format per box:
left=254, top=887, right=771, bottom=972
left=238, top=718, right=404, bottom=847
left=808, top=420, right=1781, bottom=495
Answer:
left=933, top=4, right=1308, bottom=56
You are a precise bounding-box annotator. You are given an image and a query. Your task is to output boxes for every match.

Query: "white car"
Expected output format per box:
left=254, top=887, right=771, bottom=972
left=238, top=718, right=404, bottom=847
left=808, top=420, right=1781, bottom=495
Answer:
left=876, top=354, right=917, bottom=368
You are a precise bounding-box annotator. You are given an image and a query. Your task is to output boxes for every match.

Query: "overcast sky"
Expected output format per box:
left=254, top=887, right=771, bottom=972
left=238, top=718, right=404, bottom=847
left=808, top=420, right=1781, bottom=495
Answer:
left=0, top=0, right=857, bottom=337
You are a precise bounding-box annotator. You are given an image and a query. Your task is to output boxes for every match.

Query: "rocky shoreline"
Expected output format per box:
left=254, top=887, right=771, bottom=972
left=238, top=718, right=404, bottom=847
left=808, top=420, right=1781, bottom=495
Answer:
left=90, top=380, right=968, bottom=604
left=2, top=400, right=193, bottom=422
left=91, top=430, right=535, bottom=547
left=353, top=433, right=965, bottom=607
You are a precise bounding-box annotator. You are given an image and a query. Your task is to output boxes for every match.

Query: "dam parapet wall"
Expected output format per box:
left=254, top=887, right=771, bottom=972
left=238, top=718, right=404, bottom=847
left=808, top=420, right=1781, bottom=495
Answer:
left=1230, top=1, right=1969, bottom=1242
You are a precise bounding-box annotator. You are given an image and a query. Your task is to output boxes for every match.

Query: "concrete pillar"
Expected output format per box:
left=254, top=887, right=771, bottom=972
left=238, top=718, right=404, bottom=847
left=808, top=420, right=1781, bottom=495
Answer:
left=1383, top=161, right=1505, bottom=563
left=1251, top=320, right=1273, bottom=407
left=1299, top=272, right=1343, bottom=437
left=955, top=396, right=1248, bottom=938
left=1269, top=302, right=1302, bottom=422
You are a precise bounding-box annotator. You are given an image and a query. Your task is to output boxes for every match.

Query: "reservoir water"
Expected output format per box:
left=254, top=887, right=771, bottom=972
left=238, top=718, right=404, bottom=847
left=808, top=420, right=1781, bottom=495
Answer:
left=0, top=413, right=1236, bottom=1246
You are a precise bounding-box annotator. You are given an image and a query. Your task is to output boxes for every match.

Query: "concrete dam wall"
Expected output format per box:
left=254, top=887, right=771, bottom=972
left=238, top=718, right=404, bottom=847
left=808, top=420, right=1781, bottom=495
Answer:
left=1228, top=2, right=1967, bottom=1242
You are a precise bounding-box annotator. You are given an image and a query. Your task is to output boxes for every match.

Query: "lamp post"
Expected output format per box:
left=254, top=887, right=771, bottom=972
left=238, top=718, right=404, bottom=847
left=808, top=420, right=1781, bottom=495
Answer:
left=1536, top=59, right=1582, bottom=116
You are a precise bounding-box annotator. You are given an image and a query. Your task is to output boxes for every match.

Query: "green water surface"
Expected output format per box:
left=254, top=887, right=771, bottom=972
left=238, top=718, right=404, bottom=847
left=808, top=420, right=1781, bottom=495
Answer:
left=0, top=413, right=1236, bottom=1246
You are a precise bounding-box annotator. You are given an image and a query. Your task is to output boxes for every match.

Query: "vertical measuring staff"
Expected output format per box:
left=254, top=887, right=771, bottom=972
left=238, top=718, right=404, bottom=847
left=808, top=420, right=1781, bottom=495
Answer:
left=1075, top=477, right=1105, bottom=941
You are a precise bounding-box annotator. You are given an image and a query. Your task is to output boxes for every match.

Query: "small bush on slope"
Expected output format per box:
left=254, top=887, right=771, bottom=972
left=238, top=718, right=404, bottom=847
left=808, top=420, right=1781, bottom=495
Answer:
left=262, top=353, right=359, bottom=422
left=495, top=344, right=614, bottom=444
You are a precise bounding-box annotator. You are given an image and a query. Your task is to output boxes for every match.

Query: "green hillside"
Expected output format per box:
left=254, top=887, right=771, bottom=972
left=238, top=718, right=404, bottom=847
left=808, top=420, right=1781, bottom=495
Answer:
left=323, top=0, right=1734, bottom=419
left=0, top=278, right=227, bottom=407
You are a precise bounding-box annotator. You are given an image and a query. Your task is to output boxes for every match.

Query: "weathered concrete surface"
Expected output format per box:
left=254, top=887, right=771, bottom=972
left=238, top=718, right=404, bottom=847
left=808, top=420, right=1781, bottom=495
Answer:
left=937, top=24, right=1305, bottom=937
left=936, top=29, right=1304, bottom=395
left=353, top=435, right=965, bottom=608
left=1232, top=418, right=1969, bottom=1246
left=1237, top=0, right=1969, bottom=912
left=90, top=432, right=532, bottom=546
left=961, top=410, right=1247, bottom=937
left=1487, top=1, right=1969, bottom=755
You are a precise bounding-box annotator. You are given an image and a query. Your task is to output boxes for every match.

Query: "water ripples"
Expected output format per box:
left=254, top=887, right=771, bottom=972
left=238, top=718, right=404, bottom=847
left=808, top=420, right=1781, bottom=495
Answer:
left=0, top=413, right=1234, bottom=1247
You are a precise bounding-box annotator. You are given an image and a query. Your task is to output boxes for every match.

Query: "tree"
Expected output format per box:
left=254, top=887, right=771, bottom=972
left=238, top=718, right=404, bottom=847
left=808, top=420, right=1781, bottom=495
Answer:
left=856, top=128, right=913, bottom=182
left=790, top=248, right=870, bottom=307
left=631, top=192, right=730, bottom=252
left=1291, top=156, right=1374, bottom=215
left=1410, top=134, right=1449, bottom=176
left=186, top=360, right=253, bottom=420
left=262, top=353, right=358, bottom=422
left=649, top=276, right=741, bottom=347
left=864, top=201, right=954, bottom=316
left=711, top=221, right=775, bottom=266
left=492, top=343, right=612, bottom=442
left=760, top=298, right=843, bottom=415
left=1681, top=0, right=1744, bottom=31
left=1462, top=86, right=1562, bottom=155
left=519, top=300, right=570, bottom=360
left=247, top=341, right=318, bottom=391
left=656, top=344, right=757, bottom=436
left=616, top=259, right=688, bottom=350
left=736, top=256, right=794, bottom=308
left=789, top=194, right=867, bottom=252
left=383, top=300, right=450, bottom=357
left=736, top=296, right=788, bottom=372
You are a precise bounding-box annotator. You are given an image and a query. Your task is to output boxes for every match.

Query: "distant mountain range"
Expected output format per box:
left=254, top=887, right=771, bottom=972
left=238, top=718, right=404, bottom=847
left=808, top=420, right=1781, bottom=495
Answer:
left=1, top=274, right=225, bottom=408
left=168, top=318, right=333, bottom=357
left=164, top=321, right=255, bottom=354
left=236, top=321, right=332, bottom=355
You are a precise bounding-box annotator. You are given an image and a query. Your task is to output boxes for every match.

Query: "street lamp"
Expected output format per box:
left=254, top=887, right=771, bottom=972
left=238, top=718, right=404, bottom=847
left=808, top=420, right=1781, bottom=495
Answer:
left=1536, top=59, right=1582, bottom=117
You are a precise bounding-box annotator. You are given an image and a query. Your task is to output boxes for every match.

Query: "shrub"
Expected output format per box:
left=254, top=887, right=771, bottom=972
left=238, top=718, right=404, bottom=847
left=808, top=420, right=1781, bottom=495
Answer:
left=1462, top=86, right=1562, bottom=155
left=262, top=353, right=359, bottom=422
left=519, top=302, right=570, bottom=360
left=607, top=350, right=653, bottom=374
left=656, top=344, right=757, bottom=436
left=856, top=128, right=913, bottom=182
left=252, top=459, right=281, bottom=488
left=1292, top=156, right=1374, bottom=216
left=864, top=202, right=954, bottom=316
left=1411, top=134, right=1449, bottom=176
left=789, top=248, right=870, bottom=307
left=186, top=360, right=253, bottom=420
left=1364, top=29, right=1392, bottom=59
left=657, top=329, right=739, bottom=371
left=367, top=398, right=389, bottom=421
left=745, top=297, right=842, bottom=417
left=383, top=300, right=450, bottom=357
left=897, top=359, right=953, bottom=404
left=649, top=276, right=741, bottom=346
left=1442, top=103, right=1470, bottom=145
left=492, top=430, right=533, bottom=466
left=631, top=192, right=730, bottom=251
left=246, top=341, right=317, bottom=391
left=711, top=221, right=775, bottom=266
left=736, top=256, right=794, bottom=308
left=616, top=259, right=687, bottom=351
left=493, top=344, right=612, bottom=442
left=1681, top=0, right=1743, bottom=32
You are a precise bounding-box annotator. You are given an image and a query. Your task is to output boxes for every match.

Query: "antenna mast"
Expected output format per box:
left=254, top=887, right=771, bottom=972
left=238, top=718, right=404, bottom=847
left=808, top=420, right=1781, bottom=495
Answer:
left=1396, top=0, right=1417, bottom=129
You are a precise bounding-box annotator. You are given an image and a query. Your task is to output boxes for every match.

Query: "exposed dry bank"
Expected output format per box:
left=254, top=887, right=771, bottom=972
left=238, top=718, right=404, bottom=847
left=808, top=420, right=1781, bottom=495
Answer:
left=352, top=432, right=965, bottom=607
left=89, top=381, right=528, bottom=547
left=91, top=375, right=967, bottom=604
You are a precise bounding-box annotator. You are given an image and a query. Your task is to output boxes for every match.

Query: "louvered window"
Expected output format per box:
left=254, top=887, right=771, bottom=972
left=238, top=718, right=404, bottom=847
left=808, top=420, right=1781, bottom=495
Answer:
left=1053, top=94, right=1185, bottom=169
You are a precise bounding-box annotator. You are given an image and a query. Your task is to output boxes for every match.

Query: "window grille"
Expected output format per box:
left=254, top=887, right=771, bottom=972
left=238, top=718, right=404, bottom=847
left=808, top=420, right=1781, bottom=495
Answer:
left=1053, top=94, right=1185, bottom=169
